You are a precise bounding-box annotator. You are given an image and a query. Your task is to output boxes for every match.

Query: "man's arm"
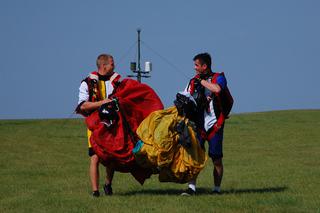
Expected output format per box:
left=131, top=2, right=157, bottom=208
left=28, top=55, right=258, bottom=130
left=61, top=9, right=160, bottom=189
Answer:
left=199, top=74, right=226, bottom=93
left=80, top=99, right=112, bottom=112
left=76, top=80, right=111, bottom=115
left=200, top=79, right=221, bottom=93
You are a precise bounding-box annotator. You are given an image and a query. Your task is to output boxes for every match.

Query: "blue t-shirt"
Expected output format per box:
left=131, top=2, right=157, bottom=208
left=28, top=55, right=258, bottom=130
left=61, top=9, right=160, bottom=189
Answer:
left=216, top=74, right=227, bottom=90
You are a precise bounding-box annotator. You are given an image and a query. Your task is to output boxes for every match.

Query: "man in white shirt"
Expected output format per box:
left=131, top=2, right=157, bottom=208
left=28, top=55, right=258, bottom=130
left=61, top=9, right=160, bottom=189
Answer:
left=76, top=54, right=121, bottom=197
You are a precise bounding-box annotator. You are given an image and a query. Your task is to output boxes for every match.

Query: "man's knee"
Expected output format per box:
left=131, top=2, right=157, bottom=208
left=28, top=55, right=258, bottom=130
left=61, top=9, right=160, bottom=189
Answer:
left=212, top=158, right=223, bottom=167
left=91, top=154, right=99, bottom=164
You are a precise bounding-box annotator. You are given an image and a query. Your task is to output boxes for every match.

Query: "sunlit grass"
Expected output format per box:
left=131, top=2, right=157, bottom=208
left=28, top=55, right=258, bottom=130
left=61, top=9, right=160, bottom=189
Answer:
left=0, top=110, right=319, bottom=212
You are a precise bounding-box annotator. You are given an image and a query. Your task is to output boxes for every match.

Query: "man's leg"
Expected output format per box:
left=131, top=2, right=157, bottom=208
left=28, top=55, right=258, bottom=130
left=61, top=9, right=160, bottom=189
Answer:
left=213, top=157, right=223, bottom=193
left=181, top=179, right=196, bottom=196
left=103, top=165, right=114, bottom=195
left=208, top=127, right=224, bottom=193
left=90, top=154, right=100, bottom=196
left=181, top=132, right=204, bottom=196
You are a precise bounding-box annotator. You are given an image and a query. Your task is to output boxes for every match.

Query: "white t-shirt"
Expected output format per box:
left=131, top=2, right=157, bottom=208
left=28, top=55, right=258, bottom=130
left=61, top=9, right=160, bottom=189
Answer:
left=78, top=73, right=119, bottom=104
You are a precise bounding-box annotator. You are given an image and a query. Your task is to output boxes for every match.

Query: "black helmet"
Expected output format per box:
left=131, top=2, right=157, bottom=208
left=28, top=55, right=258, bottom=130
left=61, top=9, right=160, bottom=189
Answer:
left=174, top=92, right=198, bottom=121
left=99, top=99, right=119, bottom=128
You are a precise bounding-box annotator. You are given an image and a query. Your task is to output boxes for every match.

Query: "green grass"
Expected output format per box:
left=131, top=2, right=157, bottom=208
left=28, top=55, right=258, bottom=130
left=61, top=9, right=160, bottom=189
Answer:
left=0, top=110, right=319, bottom=212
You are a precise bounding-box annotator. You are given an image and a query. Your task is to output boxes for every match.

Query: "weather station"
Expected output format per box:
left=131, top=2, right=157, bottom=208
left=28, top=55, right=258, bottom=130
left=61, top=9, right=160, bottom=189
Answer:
left=127, top=28, right=152, bottom=83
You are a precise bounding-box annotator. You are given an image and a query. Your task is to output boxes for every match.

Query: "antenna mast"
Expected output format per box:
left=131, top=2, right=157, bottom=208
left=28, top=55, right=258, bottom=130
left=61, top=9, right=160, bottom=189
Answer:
left=128, top=29, right=152, bottom=82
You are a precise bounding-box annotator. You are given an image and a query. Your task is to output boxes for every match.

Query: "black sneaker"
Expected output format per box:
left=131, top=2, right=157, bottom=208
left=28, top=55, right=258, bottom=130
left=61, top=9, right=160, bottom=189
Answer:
left=92, top=190, right=100, bottom=197
left=181, top=188, right=196, bottom=196
left=103, top=184, right=113, bottom=196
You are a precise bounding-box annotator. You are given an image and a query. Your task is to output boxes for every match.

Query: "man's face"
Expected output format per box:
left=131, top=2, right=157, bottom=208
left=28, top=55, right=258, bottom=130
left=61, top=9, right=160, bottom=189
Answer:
left=194, top=59, right=207, bottom=74
left=103, top=57, right=115, bottom=73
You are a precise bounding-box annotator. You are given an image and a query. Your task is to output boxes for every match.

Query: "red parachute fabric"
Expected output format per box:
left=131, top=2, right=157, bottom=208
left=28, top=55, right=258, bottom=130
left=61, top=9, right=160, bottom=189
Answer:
left=85, top=79, right=164, bottom=184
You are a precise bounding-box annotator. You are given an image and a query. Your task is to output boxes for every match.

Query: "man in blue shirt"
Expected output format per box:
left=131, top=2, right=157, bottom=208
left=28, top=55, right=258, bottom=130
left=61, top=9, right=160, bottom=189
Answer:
left=182, top=53, right=227, bottom=195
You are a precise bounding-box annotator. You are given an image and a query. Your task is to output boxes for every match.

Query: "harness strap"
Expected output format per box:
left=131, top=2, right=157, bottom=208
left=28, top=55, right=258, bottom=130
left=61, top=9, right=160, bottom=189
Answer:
left=206, top=113, right=225, bottom=140
left=109, top=73, right=119, bottom=83
left=118, top=106, right=137, bottom=143
left=206, top=72, right=225, bottom=140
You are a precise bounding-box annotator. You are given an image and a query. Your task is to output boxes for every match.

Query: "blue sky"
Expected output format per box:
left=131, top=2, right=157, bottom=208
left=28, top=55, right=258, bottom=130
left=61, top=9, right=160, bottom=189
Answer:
left=0, top=0, right=319, bottom=119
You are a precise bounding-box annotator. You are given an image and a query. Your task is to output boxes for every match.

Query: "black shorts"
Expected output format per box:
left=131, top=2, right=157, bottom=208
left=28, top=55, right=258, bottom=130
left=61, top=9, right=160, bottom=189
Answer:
left=88, top=147, right=95, bottom=157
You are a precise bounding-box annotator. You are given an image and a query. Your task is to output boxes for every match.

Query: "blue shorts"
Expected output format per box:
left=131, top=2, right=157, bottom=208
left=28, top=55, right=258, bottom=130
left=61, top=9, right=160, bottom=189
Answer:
left=199, top=127, right=224, bottom=160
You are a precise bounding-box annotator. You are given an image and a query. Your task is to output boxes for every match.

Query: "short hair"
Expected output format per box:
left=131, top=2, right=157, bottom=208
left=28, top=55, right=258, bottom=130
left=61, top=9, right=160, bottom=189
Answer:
left=193, top=53, right=212, bottom=70
left=96, top=54, right=113, bottom=68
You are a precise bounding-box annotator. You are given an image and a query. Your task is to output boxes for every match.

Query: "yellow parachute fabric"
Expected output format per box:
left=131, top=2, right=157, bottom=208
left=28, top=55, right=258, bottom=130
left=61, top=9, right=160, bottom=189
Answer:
left=135, top=106, right=207, bottom=183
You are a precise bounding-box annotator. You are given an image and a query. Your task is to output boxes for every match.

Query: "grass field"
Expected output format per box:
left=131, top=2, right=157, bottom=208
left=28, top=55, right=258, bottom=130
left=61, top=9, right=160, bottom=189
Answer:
left=1, top=110, right=319, bottom=212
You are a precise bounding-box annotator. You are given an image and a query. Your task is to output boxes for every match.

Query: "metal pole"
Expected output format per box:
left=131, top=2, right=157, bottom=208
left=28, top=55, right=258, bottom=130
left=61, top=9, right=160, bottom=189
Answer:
left=137, top=29, right=141, bottom=83
left=127, top=28, right=151, bottom=82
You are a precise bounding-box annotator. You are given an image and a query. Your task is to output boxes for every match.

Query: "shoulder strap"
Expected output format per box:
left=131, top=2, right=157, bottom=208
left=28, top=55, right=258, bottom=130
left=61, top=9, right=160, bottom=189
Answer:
left=109, top=72, right=119, bottom=82
left=188, top=79, right=195, bottom=95
left=188, top=73, right=201, bottom=95
left=211, top=72, right=221, bottom=84
left=86, top=71, right=101, bottom=102
left=88, top=71, right=99, bottom=81
left=110, top=72, right=121, bottom=89
left=210, top=72, right=224, bottom=119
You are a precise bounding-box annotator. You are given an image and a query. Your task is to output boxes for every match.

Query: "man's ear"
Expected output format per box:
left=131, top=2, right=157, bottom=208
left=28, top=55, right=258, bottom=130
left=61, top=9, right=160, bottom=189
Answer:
left=203, top=64, right=208, bottom=70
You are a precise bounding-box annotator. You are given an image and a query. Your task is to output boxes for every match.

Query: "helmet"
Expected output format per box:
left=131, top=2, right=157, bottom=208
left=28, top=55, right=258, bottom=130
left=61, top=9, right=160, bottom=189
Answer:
left=99, top=99, right=119, bottom=128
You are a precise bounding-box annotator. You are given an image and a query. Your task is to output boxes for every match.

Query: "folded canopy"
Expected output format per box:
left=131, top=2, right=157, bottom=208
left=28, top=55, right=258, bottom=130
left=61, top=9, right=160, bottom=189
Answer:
left=85, top=79, right=164, bottom=184
left=135, top=106, right=208, bottom=183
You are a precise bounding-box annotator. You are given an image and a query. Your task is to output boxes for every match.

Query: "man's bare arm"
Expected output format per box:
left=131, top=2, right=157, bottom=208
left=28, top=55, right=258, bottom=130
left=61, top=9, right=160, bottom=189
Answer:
left=80, top=99, right=112, bottom=112
left=200, top=79, right=221, bottom=93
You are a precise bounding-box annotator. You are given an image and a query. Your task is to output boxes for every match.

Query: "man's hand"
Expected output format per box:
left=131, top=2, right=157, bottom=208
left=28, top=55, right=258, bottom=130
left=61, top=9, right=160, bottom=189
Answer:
left=200, top=80, right=221, bottom=93
left=102, top=98, right=112, bottom=104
